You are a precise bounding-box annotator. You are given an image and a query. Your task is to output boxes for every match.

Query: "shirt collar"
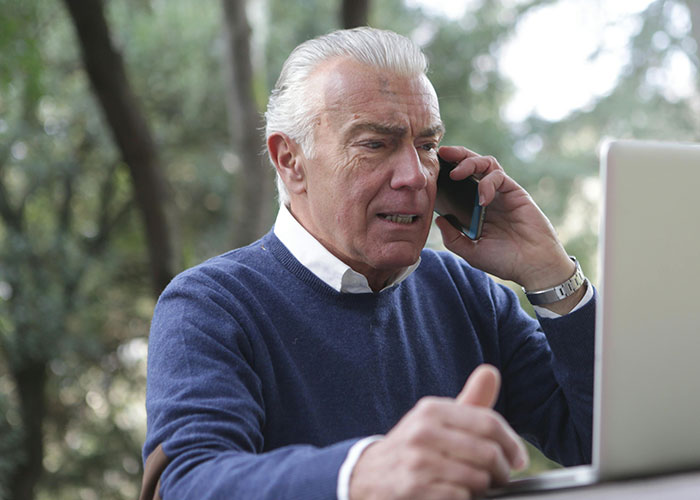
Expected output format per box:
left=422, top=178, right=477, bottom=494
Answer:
left=273, top=205, right=420, bottom=293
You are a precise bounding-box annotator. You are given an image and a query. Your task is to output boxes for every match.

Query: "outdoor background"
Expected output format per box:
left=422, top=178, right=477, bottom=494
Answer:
left=1, top=0, right=698, bottom=499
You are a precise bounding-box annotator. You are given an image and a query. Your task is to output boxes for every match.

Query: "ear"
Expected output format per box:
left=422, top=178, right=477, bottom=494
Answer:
left=267, top=132, right=307, bottom=196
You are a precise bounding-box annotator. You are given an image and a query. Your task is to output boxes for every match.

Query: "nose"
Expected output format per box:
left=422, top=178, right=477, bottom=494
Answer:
left=390, top=146, right=428, bottom=191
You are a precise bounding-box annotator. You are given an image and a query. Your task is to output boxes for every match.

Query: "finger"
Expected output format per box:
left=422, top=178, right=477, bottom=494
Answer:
left=432, top=465, right=488, bottom=498
left=419, top=424, right=512, bottom=485
left=412, top=396, right=530, bottom=472
left=406, top=446, right=492, bottom=496
left=464, top=409, right=529, bottom=472
left=438, top=145, right=480, bottom=163
left=452, top=155, right=501, bottom=179
left=417, top=482, right=473, bottom=500
left=475, top=168, right=507, bottom=206
left=455, top=367, right=529, bottom=475
left=457, top=364, right=501, bottom=408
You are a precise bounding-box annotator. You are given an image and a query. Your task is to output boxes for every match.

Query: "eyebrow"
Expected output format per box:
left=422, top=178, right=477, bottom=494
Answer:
left=343, top=121, right=445, bottom=142
left=420, top=123, right=446, bottom=139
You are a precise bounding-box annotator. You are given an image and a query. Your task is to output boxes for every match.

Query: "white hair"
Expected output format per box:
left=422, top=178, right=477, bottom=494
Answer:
left=264, top=27, right=429, bottom=206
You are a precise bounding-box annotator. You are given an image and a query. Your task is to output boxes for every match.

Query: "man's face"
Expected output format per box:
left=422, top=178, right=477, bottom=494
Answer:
left=290, top=58, right=443, bottom=290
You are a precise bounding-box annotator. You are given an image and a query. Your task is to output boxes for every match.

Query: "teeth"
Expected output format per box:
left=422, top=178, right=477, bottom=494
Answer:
left=382, top=214, right=416, bottom=224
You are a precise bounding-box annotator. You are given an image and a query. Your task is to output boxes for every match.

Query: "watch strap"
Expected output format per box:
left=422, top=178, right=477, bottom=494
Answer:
left=523, top=257, right=586, bottom=306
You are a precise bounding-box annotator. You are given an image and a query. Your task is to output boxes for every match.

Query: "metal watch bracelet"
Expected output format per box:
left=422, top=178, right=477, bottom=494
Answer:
left=523, top=257, right=586, bottom=306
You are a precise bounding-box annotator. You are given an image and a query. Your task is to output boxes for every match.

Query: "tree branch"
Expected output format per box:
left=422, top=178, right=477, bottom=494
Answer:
left=61, top=0, right=175, bottom=295
left=0, top=138, right=24, bottom=234
left=221, top=0, right=275, bottom=247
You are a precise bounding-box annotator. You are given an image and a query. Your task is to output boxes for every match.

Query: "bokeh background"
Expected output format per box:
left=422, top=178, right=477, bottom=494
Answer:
left=1, top=0, right=698, bottom=498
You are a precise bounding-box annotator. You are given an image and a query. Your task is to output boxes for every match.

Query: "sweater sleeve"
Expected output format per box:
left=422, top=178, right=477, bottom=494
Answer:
left=143, top=271, right=357, bottom=500
left=495, top=281, right=596, bottom=467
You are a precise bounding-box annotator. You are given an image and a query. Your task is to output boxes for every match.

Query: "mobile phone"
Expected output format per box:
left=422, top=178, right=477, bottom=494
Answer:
left=434, top=156, right=486, bottom=240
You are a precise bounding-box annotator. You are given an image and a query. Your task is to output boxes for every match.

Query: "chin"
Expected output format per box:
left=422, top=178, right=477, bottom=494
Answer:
left=373, top=244, right=422, bottom=269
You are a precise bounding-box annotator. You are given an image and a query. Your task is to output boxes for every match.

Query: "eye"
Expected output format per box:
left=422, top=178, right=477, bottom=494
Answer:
left=363, top=141, right=385, bottom=150
left=419, top=142, right=438, bottom=152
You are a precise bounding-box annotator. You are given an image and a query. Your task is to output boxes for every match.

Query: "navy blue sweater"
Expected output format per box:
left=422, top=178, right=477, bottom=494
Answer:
left=144, top=231, right=595, bottom=499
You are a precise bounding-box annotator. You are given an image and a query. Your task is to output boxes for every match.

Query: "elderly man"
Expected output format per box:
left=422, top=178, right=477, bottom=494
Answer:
left=141, top=27, right=595, bottom=500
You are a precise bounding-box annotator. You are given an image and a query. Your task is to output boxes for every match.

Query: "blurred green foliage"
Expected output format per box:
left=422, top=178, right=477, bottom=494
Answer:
left=0, top=0, right=698, bottom=498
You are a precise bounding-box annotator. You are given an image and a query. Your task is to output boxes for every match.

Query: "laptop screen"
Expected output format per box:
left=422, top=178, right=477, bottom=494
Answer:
left=594, top=140, right=700, bottom=478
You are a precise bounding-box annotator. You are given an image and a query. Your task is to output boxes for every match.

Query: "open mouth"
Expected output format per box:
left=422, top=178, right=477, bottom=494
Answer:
left=379, top=214, right=418, bottom=225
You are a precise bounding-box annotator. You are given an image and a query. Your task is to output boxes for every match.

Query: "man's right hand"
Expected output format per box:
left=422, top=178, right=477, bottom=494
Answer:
left=348, top=364, right=529, bottom=500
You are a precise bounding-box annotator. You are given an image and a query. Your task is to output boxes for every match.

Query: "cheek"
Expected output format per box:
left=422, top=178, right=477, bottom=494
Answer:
left=424, top=166, right=439, bottom=199
left=313, top=153, right=392, bottom=226
left=335, top=156, right=383, bottom=201
left=306, top=157, right=346, bottom=203
left=334, top=182, right=373, bottom=223
left=428, top=178, right=438, bottom=203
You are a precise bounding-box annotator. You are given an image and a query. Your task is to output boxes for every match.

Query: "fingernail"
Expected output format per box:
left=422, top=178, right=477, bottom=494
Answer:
left=515, top=452, right=530, bottom=471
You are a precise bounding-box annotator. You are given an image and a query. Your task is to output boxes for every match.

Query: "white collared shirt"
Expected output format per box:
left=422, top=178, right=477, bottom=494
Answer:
left=273, top=204, right=592, bottom=313
left=273, top=204, right=420, bottom=293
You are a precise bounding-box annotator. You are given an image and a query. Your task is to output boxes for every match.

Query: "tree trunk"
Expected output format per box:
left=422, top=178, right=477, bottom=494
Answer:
left=8, top=361, right=46, bottom=500
left=221, top=0, right=274, bottom=247
left=341, top=0, right=370, bottom=28
left=61, top=0, right=175, bottom=296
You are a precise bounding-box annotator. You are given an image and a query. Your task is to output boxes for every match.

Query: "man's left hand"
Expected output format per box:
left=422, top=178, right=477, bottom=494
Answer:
left=435, top=145, right=575, bottom=296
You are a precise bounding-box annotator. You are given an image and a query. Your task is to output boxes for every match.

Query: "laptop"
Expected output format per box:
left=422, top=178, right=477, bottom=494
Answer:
left=488, top=139, right=700, bottom=496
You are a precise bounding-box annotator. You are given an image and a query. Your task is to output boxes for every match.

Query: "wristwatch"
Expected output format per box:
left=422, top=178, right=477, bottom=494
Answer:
left=523, top=257, right=586, bottom=306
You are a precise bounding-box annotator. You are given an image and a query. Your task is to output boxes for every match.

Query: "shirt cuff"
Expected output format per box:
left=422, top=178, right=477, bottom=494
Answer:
left=533, top=279, right=594, bottom=319
left=336, top=435, right=383, bottom=500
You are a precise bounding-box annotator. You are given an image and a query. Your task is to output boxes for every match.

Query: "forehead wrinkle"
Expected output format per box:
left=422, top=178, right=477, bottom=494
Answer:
left=343, top=121, right=408, bottom=142
left=312, top=59, right=443, bottom=143
left=340, top=120, right=445, bottom=145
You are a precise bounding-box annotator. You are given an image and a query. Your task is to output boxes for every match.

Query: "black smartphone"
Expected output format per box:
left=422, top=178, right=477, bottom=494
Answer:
left=434, top=156, right=486, bottom=240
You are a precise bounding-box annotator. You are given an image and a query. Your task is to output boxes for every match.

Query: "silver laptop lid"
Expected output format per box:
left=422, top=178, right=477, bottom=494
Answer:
left=594, top=140, right=700, bottom=479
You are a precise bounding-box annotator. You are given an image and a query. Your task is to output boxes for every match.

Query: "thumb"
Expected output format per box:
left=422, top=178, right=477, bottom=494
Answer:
left=456, top=364, right=501, bottom=408
left=435, top=216, right=472, bottom=252
left=435, top=216, right=480, bottom=264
